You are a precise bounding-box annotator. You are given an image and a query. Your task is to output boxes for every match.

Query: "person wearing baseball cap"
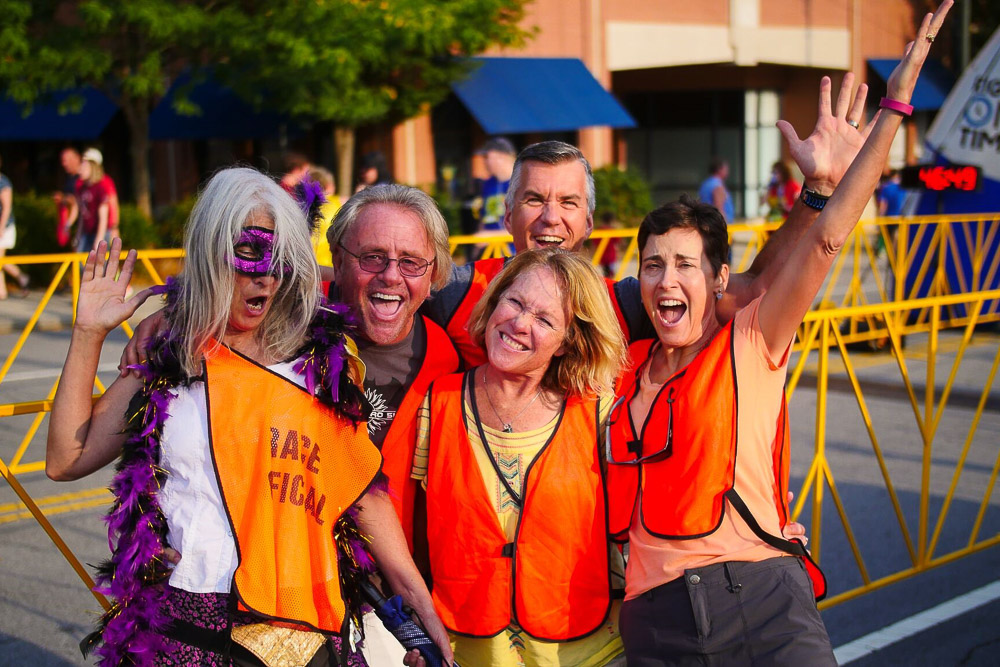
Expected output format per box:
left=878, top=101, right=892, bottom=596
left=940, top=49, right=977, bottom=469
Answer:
left=70, top=148, right=120, bottom=252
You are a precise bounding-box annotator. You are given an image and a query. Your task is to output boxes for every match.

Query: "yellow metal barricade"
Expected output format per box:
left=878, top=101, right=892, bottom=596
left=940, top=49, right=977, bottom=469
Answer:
left=787, top=290, right=1000, bottom=608
left=0, top=248, right=183, bottom=610
left=449, top=219, right=778, bottom=282
left=2, top=213, right=999, bottom=613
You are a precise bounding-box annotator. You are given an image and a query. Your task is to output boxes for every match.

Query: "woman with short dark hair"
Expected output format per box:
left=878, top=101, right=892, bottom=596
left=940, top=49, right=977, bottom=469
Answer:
left=608, top=4, right=951, bottom=663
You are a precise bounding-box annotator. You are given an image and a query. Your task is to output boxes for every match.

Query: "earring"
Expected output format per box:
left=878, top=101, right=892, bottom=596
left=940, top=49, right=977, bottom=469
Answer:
left=716, top=291, right=723, bottom=300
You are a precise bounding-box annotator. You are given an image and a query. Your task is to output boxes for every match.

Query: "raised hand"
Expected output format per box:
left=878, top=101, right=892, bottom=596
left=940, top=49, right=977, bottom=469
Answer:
left=777, top=73, right=873, bottom=195
left=887, top=0, right=953, bottom=103
left=76, top=238, right=154, bottom=337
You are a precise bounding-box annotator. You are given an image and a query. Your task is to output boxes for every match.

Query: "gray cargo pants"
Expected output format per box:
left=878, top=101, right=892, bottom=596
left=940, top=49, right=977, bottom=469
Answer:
left=619, top=556, right=836, bottom=666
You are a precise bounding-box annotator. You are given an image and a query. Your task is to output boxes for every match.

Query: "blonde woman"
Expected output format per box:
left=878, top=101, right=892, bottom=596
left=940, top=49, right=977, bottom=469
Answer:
left=70, top=148, right=113, bottom=252
left=410, top=249, right=630, bottom=667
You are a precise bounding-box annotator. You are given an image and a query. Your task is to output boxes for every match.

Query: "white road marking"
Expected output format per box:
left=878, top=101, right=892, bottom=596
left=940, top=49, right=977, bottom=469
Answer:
left=834, top=580, right=1000, bottom=663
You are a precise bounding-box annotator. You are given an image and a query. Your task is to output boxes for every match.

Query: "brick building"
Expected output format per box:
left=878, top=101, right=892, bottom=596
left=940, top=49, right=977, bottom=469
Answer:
left=1, top=0, right=951, bottom=218
left=415, top=0, right=946, bottom=218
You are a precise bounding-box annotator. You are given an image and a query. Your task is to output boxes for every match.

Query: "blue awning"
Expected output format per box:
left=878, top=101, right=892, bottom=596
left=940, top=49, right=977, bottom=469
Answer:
left=150, top=72, right=296, bottom=140
left=0, top=88, right=118, bottom=140
left=451, top=57, right=636, bottom=134
left=868, top=59, right=955, bottom=112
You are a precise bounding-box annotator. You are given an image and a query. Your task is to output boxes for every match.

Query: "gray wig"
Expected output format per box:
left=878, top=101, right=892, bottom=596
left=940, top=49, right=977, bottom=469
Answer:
left=172, top=167, right=319, bottom=376
left=327, top=183, right=453, bottom=290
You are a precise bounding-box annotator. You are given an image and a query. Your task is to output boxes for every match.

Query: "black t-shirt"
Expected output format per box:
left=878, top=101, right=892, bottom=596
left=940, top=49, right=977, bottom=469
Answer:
left=355, top=317, right=426, bottom=449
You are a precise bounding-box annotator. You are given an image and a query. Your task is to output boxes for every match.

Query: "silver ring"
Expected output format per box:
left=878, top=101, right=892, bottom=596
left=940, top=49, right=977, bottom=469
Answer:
left=847, top=119, right=860, bottom=129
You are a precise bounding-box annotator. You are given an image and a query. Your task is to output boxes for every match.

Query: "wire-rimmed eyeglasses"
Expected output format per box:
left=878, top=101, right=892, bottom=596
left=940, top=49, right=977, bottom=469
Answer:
left=337, top=242, right=435, bottom=278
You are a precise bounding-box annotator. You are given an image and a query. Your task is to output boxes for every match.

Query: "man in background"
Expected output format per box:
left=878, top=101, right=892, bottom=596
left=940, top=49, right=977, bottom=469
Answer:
left=475, top=136, right=516, bottom=235
left=876, top=169, right=906, bottom=260
left=54, top=147, right=82, bottom=247
left=698, top=157, right=734, bottom=224
left=878, top=169, right=906, bottom=217
left=279, top=151, right=311, bottom=193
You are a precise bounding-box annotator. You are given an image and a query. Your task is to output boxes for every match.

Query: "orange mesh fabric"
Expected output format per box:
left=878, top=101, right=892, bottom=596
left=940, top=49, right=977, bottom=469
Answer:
left=380, top=316, right=459, bottom=552
left=606, top=329, right=737, bottom=539
left=445, top=257, right=505, bottom=367
left=426, top=373, right=612, bottom=640
left=205, top=344, right=382, bottom=633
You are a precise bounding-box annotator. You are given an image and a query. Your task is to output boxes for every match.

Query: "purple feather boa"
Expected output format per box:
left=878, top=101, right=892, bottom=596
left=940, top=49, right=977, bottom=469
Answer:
left=86, top=279, right=375, bottom=665
left=293, top=299, right=370, bottom=423
left=293, top=177, right=328, bottom=234
left=89, top=375, right=178, bottom=666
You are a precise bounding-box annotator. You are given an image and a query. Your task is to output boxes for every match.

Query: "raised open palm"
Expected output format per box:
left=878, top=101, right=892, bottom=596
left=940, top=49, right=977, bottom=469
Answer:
left=778, top=73, right=873, bottom=195
left=76, top=238, right=154, bottom=336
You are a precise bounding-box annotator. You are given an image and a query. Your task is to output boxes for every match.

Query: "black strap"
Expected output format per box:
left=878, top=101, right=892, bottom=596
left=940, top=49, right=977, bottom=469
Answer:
left=162, top=619, right=232, bottom=656
left=467, top=370, right=523, bottom=507
left=724, top=489, right=806, bottom=557
left=164, top=619, right=340, bottom=666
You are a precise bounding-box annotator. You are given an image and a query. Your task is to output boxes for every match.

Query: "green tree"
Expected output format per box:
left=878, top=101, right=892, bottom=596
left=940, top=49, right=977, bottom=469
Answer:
left=593, top=166, right=653, bottom=227
left=0, top=0, right=218, bottom=218
left=216, top=0, right=531, bottom=197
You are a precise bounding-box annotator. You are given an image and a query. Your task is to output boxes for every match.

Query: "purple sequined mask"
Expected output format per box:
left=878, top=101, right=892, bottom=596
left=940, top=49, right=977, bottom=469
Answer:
left=231, top=226, right=290, bottom=277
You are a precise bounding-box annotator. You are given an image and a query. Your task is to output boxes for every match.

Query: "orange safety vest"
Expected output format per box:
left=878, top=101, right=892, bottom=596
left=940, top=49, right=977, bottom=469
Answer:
left=378, top=316, right=459, bottom=551
left=205, top=343, right=383, bottom=632
left=606, top=328, right=826, bottom=599
left=425, top=372, right=612, bottom=641
left=446, top=259, right=632, bottom=368
left=604, top=277, right=630, bottom=341
left=445, top=257, right=506, bottom=367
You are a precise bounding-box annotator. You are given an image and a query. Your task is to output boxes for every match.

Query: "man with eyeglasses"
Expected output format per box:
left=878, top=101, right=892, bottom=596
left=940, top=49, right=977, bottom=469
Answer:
left=324, top=183, right=461, bottom=665
left=325, top=184, right=459, bottom=548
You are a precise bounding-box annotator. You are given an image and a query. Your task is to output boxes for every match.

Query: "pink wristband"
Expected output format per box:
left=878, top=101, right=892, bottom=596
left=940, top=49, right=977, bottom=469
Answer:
left=879, top=97, right=913, bottom=117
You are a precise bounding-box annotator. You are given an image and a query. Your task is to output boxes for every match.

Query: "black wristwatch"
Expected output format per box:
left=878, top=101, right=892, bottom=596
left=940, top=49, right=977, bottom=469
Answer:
left=801, top=187, right=831, bottom=211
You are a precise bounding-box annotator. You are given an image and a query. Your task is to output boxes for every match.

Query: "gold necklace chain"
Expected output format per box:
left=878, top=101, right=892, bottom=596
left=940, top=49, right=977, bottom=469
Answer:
left=482, top=369, right=542, bottom=434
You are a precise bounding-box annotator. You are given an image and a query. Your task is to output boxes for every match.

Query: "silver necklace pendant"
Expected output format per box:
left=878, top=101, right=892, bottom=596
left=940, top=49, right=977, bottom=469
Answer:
left=482, top=369, right=541, bottom=437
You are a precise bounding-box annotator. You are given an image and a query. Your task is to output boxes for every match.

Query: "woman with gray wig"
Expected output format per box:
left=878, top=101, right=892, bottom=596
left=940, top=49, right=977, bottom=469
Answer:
left=46, top=167, right=451, bottom=666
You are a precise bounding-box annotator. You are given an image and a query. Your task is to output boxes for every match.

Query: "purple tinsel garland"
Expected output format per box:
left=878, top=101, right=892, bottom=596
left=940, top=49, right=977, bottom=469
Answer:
left=87, top=279, right=374, bottom=666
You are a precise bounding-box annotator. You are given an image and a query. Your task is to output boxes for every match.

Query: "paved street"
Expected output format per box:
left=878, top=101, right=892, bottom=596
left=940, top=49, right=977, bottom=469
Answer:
left=1, top=289, right=999, bottom=666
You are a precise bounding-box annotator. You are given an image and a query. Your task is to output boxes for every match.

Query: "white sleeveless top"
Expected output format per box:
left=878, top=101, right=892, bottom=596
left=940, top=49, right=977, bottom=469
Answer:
left=157, top=359, right=301, bottom=593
